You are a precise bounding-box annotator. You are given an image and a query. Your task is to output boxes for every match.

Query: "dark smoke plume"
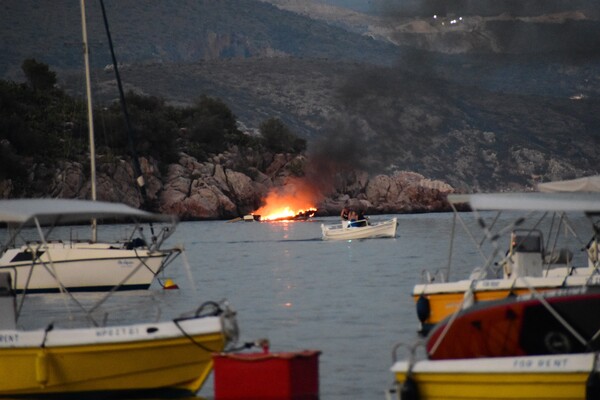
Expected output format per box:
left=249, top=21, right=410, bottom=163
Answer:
left=305, top=117, right=371, bottom=196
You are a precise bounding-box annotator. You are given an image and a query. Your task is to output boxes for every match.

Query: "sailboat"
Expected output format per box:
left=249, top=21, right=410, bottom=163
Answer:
left=0, top=198, right=179, bottom=292
left=0, top=1, right=181, bottom=293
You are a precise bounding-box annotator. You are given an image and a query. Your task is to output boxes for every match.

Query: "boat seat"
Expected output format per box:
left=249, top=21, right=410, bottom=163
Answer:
left=0, top=272, right=16, bottom=330
left=504, top=230, right=544, bottom=278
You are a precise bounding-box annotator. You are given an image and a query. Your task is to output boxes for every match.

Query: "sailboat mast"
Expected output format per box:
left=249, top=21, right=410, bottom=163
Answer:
left=99, top=0, right=157, bottom=242
left=80, top=0, right=97, bottom=242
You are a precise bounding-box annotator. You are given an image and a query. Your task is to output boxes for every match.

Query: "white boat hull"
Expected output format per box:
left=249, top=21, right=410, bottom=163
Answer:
left=321, top=218, right=397, bottom=241
left=0, top=242, right=173, bottom=292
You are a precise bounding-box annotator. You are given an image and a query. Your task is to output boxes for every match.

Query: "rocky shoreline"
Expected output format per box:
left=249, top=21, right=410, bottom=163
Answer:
left=0, top=148, right=455, bottom=220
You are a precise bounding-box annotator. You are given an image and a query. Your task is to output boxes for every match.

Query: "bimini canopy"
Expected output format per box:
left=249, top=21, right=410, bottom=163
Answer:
left=0, top=199, right=174, bottom=225
left=537, top=175, right=600, bottom=193
left=448, top=192, right=600, bottom=212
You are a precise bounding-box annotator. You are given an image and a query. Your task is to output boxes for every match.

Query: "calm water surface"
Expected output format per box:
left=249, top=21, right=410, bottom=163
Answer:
left=176, top=214, right=460, bottom=400
left=7, top=211, right=593, bottom=400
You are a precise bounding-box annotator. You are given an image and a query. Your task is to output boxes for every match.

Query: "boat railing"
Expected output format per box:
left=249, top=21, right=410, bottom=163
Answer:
left=332, top=219, right=370, bottom=229
left=347, top=218, right=369, bottom=228
left=325, top=217, right=382, bottom=230
left=175, top=299, right=239, bottom=346
left=468, top=266, right=491, bottom=280
left=391, top=340, right=426, bottom=365
left=385, top=340, right=426, bottom=400
left=325, top=222, right=346, bottom=230
left=420, top=269, right=446, bottom=284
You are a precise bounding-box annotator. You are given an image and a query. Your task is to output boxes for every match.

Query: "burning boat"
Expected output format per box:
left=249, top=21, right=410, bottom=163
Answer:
left=249, top=180, right=319, bottom=222
left=245, top=208, right=317, bottom=222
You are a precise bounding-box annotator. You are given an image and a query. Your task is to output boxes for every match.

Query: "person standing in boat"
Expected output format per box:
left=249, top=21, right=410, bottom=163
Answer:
left=341, top=207, right=349, bottom=221
left=348, top=210, right=360, bottom=227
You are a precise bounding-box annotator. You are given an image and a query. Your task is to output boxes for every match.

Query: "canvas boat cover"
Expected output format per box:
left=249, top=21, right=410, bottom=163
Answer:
left=0, top=199, right=173, bottom=225
left=448, top=192, right=600, bottom=212
left=537, top=175, right=600, bottom=193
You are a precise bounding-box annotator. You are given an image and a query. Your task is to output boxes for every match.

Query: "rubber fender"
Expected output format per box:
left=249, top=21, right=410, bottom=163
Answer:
left=586, top=372, right=600, bottom=400
left=416, top=294, right=430, bottom=324
left=400, top=376, right=419, bottom=400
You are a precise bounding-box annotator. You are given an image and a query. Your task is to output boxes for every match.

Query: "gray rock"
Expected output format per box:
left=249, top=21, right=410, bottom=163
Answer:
left=3, top=149, right=455, bottom=220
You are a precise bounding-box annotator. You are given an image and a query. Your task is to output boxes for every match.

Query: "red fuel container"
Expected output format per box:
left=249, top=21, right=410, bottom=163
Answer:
left=213, top=350, right=321, bottom=400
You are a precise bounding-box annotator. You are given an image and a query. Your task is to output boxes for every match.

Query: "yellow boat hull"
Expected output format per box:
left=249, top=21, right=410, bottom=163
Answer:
left=0, top=307, right=237, bottom=397
left=394, top=371, right=588, bottom=399
left=392, top=354, right=596, bottom=400
left=412, top=275, right=598, bottom=331
left=413, top=287, right=539, bottom=328
left=0, top=332, right=224, bottom=396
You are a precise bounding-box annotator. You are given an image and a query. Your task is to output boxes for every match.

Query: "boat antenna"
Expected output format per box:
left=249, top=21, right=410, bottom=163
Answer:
left=80, top=0, right=97, bottom=242
left=98, top=0, right=156, bottom=240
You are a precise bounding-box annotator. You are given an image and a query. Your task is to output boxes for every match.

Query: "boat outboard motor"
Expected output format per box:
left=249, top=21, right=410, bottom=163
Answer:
left=0, top=272, right=16, bottom=330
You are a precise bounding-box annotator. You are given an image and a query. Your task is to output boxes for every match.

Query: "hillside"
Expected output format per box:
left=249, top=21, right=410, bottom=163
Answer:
left=0, top=0, right=397, bottom=80
left=1, top=0, right=599, bottom=193
left=263, top=0, right=600, bottom=54
left=59, top=56, right=598, bottom=192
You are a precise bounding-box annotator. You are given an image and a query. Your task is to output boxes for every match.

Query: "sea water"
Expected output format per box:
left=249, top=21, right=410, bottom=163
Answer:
left=7, top=211, right=594, bottom=400
left=173, top=213, right=470, bottom=400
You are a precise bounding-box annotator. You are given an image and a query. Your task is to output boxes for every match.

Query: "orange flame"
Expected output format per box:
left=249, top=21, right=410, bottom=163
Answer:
left=253, top=179, right=320, bottom=221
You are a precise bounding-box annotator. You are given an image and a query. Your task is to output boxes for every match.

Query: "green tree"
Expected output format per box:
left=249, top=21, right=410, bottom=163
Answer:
left=96, top=91, right=179, bottom=164
left=0, top=78, right=83, bottom=162
left=259, top=117, right=306, bottom=154
left=21, top=58, right=56, bottom=91
left=184, top=96, right=249, bottom=159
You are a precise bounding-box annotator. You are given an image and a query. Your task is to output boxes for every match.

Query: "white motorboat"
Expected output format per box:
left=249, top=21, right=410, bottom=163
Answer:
left=412, top=190, right=600, bottom=334
left=0, top=198, right=180, bottom=292
left=321, top=217, right=397, bottom=241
